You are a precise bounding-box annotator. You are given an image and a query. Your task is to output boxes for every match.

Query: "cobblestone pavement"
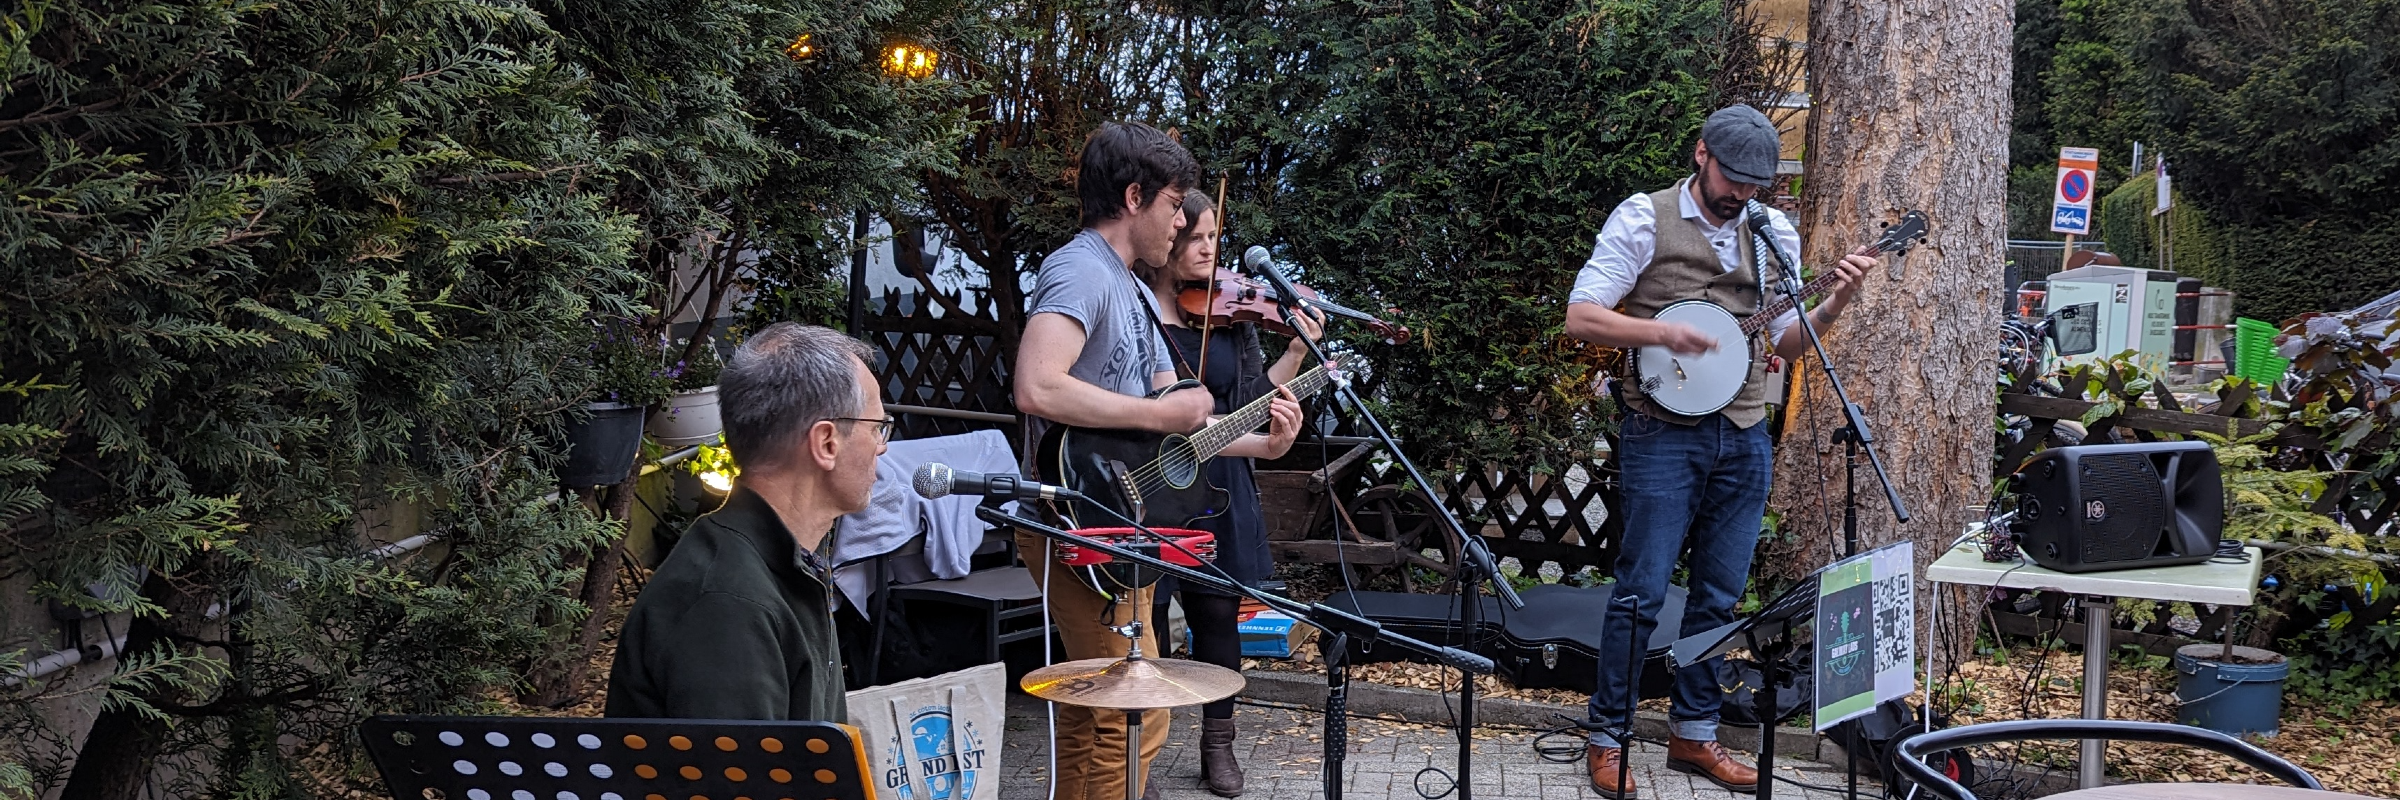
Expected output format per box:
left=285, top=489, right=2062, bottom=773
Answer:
left=998, top=695, right=1875, bottom=800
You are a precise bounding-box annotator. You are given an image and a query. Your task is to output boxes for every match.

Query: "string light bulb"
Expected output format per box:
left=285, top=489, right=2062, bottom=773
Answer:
left=785, top=33, right=815, bottom=62
left=882, top=43, right=937, bottom=79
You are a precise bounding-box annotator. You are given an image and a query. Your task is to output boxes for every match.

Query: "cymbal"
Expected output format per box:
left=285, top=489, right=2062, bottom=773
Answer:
left=1021, top=656, right=1245, bottom=709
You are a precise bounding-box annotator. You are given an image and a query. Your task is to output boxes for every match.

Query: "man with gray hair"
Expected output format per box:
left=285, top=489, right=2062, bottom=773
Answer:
left=606, top=322, right=889, bottom=721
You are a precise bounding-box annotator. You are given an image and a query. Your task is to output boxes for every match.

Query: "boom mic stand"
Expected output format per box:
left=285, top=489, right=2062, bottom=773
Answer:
left=1243, top=246, right=1523, bottom=800
left=1745, top=204, right=1910, bottom=531
left=981, top=505, right=1498, bottom=800
left=1749, top=202, right=1908, bottom=800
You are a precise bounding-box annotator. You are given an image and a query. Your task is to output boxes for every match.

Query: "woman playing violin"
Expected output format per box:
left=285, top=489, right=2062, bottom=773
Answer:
left=1135, top=191, right=1319, bottom=798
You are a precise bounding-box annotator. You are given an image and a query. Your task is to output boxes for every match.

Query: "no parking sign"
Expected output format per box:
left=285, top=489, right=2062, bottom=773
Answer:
left=2052, top=146, right=2098, bottom=234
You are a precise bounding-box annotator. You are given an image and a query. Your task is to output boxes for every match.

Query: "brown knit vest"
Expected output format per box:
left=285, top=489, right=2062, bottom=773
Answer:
left=1618, top=183, right=1772, bottom=428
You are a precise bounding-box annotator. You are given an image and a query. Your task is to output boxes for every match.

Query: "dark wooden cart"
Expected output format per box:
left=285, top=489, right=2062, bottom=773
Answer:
left=1253, top=437, right=1458, bottom=592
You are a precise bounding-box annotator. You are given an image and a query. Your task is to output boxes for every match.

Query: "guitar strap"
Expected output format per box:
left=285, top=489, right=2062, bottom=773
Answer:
left=1134, top=278, right=1211, bottom=386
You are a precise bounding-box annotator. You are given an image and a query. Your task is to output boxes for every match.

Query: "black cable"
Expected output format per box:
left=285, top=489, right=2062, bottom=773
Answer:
left=2208, top=538, right=2251, bottom=564
left=1413, top=766, right=1456, bottom=800
left=1770, top=773, right=1884, bottom=799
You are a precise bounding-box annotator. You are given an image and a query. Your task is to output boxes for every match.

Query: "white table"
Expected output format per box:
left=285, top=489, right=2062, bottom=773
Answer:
left=1925, top=541, right=2265, bottom=789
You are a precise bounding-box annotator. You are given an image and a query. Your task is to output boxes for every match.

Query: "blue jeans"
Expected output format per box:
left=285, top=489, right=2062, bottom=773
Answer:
left=1586, top=410, right=1771, bottom=747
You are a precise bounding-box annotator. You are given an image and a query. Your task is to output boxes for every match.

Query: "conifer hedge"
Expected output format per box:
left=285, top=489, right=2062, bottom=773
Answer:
left=1, top=0, right=959, bottom=794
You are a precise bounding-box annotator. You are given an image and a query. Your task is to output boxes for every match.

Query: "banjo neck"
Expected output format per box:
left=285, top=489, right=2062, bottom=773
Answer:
left=1738, top=270, right=1845, bottom=337
left=1736, top=231, right=1909, bottom=337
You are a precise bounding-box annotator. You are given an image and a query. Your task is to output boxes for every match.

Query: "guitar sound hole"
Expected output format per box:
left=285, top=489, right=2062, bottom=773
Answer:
left=1160, top=438, right=1199, bottom=489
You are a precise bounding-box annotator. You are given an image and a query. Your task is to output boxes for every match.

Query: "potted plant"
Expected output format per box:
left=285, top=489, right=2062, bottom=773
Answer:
left=559, top=323, right=672, bottom=488
left=648, top=336, right=725, bottom=448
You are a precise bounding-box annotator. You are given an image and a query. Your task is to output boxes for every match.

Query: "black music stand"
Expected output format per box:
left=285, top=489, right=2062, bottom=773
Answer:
left=1669, top=569, right=1822, bottom=800
left=361, top=716, right=873, bottom=800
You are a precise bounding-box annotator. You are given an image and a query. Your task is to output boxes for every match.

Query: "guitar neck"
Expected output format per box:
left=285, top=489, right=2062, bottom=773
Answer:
left=1188, top=364, right=1335, bottom=459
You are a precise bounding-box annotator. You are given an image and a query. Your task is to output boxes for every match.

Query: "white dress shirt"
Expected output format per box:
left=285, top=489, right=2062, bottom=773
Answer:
left=1568, top=178, right=1803, bottom=344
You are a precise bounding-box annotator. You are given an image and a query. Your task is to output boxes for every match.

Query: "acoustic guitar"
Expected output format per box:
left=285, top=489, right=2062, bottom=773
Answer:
left=1036, top=362, right=1340, bottom=530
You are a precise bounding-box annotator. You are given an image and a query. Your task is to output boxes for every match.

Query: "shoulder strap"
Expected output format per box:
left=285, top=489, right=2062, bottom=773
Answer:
left=1130, top=278, right=1198, bottom=380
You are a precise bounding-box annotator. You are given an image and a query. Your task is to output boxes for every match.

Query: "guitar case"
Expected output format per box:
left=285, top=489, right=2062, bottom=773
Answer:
left=1321, top=584, right=1686, bottom=697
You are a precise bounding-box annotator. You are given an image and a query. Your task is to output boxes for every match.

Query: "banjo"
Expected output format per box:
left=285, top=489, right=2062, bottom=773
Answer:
left=1633, top=209, right=1928, bottom=416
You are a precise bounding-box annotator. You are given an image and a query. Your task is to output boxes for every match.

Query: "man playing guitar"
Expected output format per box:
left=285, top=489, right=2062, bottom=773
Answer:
left=1562, top=105, right=1877, bottom=798
left=1013, top=121, right=1300, bottom=800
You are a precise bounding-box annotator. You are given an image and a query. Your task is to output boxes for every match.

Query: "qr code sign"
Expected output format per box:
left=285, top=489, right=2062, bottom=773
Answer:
left=1871, top=572, right=1913, bottom=674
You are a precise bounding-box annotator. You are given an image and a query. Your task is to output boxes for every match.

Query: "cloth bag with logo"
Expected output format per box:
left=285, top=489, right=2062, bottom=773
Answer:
left=845, top=662, right=1004, bottom=800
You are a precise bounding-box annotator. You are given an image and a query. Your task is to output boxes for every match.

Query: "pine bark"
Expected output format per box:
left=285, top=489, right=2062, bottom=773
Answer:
left=1769, top=0, right=2014, bottom=664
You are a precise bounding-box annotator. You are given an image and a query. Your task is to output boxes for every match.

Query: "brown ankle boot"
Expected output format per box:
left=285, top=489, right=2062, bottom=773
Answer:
left=1199, top=717, right=1244, bottom=796
left=1587, top=744, right=1636, bottom=799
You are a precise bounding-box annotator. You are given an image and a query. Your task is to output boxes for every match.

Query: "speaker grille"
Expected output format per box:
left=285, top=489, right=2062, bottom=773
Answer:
left=2077, top=452, right=2165, bottom=563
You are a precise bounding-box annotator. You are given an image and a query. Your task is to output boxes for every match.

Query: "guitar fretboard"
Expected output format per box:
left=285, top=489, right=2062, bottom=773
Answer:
left=1188, top=363, right=1337, bottom=459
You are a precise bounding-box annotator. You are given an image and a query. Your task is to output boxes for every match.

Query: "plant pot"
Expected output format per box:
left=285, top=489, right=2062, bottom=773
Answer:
left=2174, top=643, right=2288, bottom=737
left=559, top=402, right=647, bottom=488
left=648, top=385, right=723, bottom=448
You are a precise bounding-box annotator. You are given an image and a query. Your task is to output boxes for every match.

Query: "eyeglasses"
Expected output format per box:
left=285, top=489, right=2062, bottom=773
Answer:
left=829, top=415, right=896, bottom=442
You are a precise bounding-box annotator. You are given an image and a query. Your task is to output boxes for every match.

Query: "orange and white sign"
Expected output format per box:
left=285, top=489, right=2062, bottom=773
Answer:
left=2052, top=147, right=2098, bottom=234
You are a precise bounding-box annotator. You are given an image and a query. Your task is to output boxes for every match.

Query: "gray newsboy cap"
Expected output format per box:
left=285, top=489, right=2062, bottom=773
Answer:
left=1700, top=105, right=1780, bottom=186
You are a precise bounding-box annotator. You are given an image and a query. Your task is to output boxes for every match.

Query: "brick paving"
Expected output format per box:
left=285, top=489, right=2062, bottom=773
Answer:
left=998, top=694, right=1875, bottom=800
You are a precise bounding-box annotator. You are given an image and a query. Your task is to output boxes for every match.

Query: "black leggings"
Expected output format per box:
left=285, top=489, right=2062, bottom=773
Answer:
left=1163, top=590, right=1242, bottom=720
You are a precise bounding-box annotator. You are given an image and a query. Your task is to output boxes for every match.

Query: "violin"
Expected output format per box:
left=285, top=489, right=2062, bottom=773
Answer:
left=1174, top=268, right=1411, bottom=345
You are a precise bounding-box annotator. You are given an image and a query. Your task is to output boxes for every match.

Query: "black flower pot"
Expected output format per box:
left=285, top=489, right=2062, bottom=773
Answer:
left=558, top=402, right=647, bottom=487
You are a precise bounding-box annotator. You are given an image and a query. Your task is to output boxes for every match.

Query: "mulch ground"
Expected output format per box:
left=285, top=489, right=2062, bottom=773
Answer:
left=1942, top=647, right=2400, bottom=796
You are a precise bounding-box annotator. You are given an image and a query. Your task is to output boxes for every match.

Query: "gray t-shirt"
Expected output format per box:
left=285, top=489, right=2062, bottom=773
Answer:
left=1026, top=229, right=1174, bottom=404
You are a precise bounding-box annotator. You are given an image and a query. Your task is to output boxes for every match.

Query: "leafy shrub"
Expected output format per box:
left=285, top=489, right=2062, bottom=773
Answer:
left=668, top=337, right=724, bottom=392
left=2284, top=615, right=2400, bottom=712
left=1221, top=0, right=1754, bottom=465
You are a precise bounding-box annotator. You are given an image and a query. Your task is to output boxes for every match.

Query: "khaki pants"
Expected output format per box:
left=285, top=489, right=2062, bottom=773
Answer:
left=1017, top=530, right=1168, bottom=800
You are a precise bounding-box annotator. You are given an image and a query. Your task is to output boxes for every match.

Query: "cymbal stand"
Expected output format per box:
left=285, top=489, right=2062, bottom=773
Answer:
left=1114, top=616, right=1151, bottom=800
left=982, top=505, right=1498, bottom=800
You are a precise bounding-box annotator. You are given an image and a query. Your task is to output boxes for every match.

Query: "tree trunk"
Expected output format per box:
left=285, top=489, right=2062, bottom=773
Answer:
left=61, top=570, right=214, bottom=800
left=523, top=481, right=637, bottom=707
left=1770, top=0, right=2014, bottom=666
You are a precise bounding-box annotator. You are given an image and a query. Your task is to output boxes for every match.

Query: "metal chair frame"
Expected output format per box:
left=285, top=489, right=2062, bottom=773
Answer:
left=1894, top=719, right=2322, bottom=800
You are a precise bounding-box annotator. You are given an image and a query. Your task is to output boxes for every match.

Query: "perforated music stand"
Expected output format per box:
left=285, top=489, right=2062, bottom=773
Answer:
left=361, top=716, right=873, bottom=800
left=1667, top=565, right=1824, bottom=800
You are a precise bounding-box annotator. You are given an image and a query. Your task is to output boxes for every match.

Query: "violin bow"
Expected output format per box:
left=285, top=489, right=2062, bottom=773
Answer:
left=1198, top=171, right=1229, bottom=384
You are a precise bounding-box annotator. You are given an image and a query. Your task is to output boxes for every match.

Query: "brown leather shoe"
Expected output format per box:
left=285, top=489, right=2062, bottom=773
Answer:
left=1666, top=737, right=1759, bottom=794
left=1587, top=744, right=1637, bottom=799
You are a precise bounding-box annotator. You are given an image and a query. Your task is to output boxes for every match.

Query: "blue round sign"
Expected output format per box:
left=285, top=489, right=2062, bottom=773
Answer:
left=2060, top=169, right=2091, bottom=203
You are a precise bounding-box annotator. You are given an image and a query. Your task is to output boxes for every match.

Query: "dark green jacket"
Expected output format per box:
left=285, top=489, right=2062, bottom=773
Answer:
left=604, top=487, right=846, bottom=721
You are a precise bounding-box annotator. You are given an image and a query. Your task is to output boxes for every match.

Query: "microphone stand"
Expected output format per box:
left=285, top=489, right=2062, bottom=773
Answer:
left=1248, top=251, right=1523, bottom=800
left=1748, top=209, right=1909, bottom=528
left=1750, top=208, right=1906, bottom=800
left=980, top=504, right=1498, bottom=800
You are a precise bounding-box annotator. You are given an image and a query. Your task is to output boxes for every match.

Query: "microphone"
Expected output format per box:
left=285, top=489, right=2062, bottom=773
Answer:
left=911, top=463, right=1081, bottom=502
left=1744, top=199, right=1803, bottom=282
left=1240, top=246, right=1307, bottom=312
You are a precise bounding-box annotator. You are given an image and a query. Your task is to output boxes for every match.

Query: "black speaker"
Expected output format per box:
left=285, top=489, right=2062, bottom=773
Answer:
left=2008, top=441, right=2222, bottom=573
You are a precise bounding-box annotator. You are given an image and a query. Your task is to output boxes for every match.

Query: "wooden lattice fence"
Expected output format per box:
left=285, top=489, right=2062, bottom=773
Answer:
left=858, top=287, right=1631, bottom=581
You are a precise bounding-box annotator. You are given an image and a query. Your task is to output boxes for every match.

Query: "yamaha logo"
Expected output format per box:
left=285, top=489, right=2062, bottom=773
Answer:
left=2084, top=499, right=2107, bottom=521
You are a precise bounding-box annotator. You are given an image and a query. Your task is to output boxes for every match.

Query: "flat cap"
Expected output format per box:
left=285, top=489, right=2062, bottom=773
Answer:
left=1700, top=105, right=1780, bottom=186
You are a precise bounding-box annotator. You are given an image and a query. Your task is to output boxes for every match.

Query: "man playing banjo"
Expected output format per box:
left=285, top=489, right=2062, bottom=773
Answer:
left=1562, top=105, right=1877, bottom=798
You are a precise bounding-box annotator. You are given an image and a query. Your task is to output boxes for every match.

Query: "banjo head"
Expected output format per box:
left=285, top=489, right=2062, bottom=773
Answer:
left=1635, top=301, right=1750, bottom=417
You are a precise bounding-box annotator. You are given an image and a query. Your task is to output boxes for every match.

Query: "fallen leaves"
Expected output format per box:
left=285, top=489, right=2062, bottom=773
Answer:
left=1945, top=648, right=2400, bottom=797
